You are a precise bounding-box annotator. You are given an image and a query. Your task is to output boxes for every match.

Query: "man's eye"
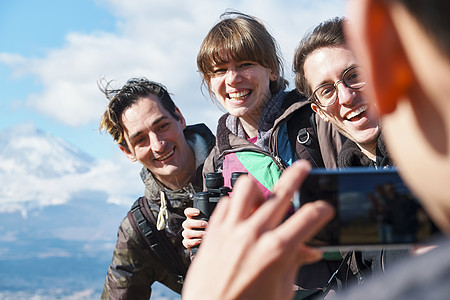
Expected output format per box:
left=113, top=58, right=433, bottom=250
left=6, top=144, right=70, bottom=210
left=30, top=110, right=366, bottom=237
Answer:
left=319, top=86, right=334, bottom=97
left=135, top=137, right=146, bottom=145
left=346, top=71, right=359, bottom=83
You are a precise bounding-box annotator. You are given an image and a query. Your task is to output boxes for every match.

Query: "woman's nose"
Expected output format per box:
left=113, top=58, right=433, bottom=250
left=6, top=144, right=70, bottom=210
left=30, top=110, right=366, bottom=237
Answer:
left=225, top=69, right=242, bottom=85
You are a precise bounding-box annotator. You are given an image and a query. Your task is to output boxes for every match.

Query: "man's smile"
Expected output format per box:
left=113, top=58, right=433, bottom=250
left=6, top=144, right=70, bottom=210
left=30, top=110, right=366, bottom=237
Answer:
left=344, top=104, right=368, bottom=121
left=154, top=149, right=174, bottom=161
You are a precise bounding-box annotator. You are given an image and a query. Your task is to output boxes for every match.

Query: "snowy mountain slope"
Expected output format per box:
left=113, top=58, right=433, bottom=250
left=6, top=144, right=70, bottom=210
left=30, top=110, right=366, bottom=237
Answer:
left=0, top=123, right=94, bottom=178
left=0, top=123, right=142, bottom=215
left=0, top=124, right=181, bottom=299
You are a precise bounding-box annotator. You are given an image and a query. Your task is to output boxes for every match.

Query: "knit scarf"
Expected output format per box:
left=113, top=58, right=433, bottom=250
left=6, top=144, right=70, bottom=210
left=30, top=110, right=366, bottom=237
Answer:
left=225, top=90, right=287, bottom=151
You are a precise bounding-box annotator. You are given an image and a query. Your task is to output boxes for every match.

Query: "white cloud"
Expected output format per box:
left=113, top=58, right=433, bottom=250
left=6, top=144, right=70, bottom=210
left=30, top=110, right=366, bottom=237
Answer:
left=0, top=123, right=141, bottom=215
left=0, top=0, right=344, bottom=131
left=0, top=0, right=346, bottom=215
left=36, top=248, right=72, bottom=259
left=0, top=151, right=142, bottom=213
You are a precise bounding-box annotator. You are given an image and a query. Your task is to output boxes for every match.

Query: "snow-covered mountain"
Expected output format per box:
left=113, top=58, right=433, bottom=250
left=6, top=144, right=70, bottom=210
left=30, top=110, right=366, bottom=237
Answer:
left=0, top=123, right=94, bottom=178
left=0, top=123, right=142, bottom=216
left=0, top=124, right=180, bottom=299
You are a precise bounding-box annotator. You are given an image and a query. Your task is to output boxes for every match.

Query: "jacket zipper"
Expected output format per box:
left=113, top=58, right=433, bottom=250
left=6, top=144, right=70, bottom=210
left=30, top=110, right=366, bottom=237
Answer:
left=269, top=114, right=292, bottom=167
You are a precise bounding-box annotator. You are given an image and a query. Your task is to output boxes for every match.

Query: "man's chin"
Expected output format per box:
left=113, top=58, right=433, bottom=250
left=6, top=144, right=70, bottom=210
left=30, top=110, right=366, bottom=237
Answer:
left=146, top=162, right=178, bottom=174
left=156, top=163, right=180, bottom=172
left=344, top=125, right=379, bottom=143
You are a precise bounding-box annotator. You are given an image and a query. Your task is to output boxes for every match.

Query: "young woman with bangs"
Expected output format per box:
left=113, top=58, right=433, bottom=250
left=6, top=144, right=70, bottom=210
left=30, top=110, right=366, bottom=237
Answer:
left=182, top=11, right=346, bottom=297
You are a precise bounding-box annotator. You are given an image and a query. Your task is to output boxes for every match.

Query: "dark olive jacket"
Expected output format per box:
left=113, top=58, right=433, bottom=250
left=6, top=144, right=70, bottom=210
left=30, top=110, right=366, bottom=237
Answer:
left=101, top=124, right=215, bottom=300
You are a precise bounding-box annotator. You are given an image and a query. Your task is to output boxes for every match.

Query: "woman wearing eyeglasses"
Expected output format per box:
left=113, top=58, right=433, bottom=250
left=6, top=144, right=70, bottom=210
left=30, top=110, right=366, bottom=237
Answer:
left=294, top=17, right=388, bottom=169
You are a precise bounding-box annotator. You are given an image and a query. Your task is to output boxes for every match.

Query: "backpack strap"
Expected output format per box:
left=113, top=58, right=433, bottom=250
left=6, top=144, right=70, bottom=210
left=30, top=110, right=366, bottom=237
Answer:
left=321, top=251, right=353, bottom=293
left=293, top=251, right=353, bottom=300
left=296, top=111, right=325, bottom=168
left=127, top=197, right=187, bottom=284
left=289, top=106, right=325, bottom=168
left=279, top=90, right=324, bottom=168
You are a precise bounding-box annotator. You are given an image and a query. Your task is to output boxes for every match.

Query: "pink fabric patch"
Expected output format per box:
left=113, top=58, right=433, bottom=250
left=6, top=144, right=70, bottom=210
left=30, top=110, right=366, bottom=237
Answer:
left=222, top=153, right=272, bottom=198
left=247, top=136, right=257, bottom=144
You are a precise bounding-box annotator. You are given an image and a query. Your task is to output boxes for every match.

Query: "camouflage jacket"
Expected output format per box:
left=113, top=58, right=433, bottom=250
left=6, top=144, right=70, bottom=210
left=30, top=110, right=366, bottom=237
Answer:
left=101, top=124, right=215, bottom=300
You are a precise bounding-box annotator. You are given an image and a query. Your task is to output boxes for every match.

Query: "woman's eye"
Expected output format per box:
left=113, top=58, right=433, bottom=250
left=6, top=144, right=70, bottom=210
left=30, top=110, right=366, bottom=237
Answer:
left=239, top=62, right=253, bottom=68
left=135, top=137, right=146, bottom=145
left=213, top=68, right=227, bottom=75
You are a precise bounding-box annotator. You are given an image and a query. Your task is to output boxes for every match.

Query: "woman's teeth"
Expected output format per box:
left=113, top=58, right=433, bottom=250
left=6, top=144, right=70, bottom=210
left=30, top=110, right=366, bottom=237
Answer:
left=228, top=90, right=251, bottom=100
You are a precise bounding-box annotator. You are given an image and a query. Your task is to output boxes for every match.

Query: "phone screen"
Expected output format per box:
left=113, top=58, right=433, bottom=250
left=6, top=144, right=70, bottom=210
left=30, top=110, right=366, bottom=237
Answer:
left=295, top=167, right=439, bottom=249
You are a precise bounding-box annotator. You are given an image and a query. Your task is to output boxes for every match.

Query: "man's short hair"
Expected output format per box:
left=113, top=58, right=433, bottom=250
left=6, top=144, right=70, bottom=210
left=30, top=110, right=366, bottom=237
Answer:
left=293, top=17, right=347, bottom=98
left=99, top=78, right=179, bottom=151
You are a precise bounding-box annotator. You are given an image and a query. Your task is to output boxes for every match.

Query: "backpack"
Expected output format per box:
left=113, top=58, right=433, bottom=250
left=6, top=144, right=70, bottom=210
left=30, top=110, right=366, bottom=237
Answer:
left=127, top=196, right=187, bottom=285
left=273, top=89, right=325, bottom=168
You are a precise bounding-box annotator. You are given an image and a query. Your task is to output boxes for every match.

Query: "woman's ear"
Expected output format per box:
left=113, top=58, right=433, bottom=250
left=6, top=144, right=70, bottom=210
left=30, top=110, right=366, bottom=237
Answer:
left=269, top=69, right=278, bottom=81
left=346, top=0, right=413, bottom=116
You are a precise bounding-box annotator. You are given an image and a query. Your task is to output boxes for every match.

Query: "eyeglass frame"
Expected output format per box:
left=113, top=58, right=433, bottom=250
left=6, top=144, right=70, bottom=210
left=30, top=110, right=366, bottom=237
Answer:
left=308, top=65, right=367, bottom=107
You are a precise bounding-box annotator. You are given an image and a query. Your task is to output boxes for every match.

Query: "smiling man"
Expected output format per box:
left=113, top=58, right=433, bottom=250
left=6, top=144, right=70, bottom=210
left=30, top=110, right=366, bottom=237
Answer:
left=293, top=17, right=410, bottom=290
left=99, top=78, right=215, bottom=299
left=294, top=17, right=390, bottom=168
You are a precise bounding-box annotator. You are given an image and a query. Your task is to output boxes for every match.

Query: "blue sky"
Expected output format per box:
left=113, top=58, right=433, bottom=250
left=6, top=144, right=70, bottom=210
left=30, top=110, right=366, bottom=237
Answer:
left=0, top=0, right=345, bottom=160
left=0, top=0, right=118, bottom=158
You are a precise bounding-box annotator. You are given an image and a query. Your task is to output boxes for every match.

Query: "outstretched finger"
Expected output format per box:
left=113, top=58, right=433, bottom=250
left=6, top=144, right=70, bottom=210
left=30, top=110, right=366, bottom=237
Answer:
left=249, top=160, right=312, bottom=231
left=275, top=200, right=335, bottom=248
left=222, top=175, right=265, bottom=224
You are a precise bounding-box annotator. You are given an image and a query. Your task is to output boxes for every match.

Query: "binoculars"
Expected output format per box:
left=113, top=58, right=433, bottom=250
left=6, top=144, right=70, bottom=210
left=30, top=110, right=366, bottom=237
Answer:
left=193, top=172, right=247, bottom=221
left=190, top=172, right=247, bottom=255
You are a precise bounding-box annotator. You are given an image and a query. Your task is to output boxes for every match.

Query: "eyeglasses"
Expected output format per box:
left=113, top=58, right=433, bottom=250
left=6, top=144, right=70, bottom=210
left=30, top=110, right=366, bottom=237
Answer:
left=309, top=66, right=367, bottom=107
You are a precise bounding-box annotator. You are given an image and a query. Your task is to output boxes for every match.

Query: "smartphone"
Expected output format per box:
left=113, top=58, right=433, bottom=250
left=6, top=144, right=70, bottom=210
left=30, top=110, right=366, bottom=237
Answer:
left=294, top=167, right=440, bottom=249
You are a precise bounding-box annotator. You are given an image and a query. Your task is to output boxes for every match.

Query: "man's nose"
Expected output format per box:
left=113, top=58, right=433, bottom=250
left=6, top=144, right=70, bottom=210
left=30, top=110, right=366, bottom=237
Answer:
left=149, top=133, right=165, bottom=152
left=336, top=81, right=355, bottom=106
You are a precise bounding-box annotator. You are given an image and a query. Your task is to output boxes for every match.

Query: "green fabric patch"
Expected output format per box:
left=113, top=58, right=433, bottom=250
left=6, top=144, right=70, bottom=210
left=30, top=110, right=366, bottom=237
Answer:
left=235, top=151, right=282, bottom=191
